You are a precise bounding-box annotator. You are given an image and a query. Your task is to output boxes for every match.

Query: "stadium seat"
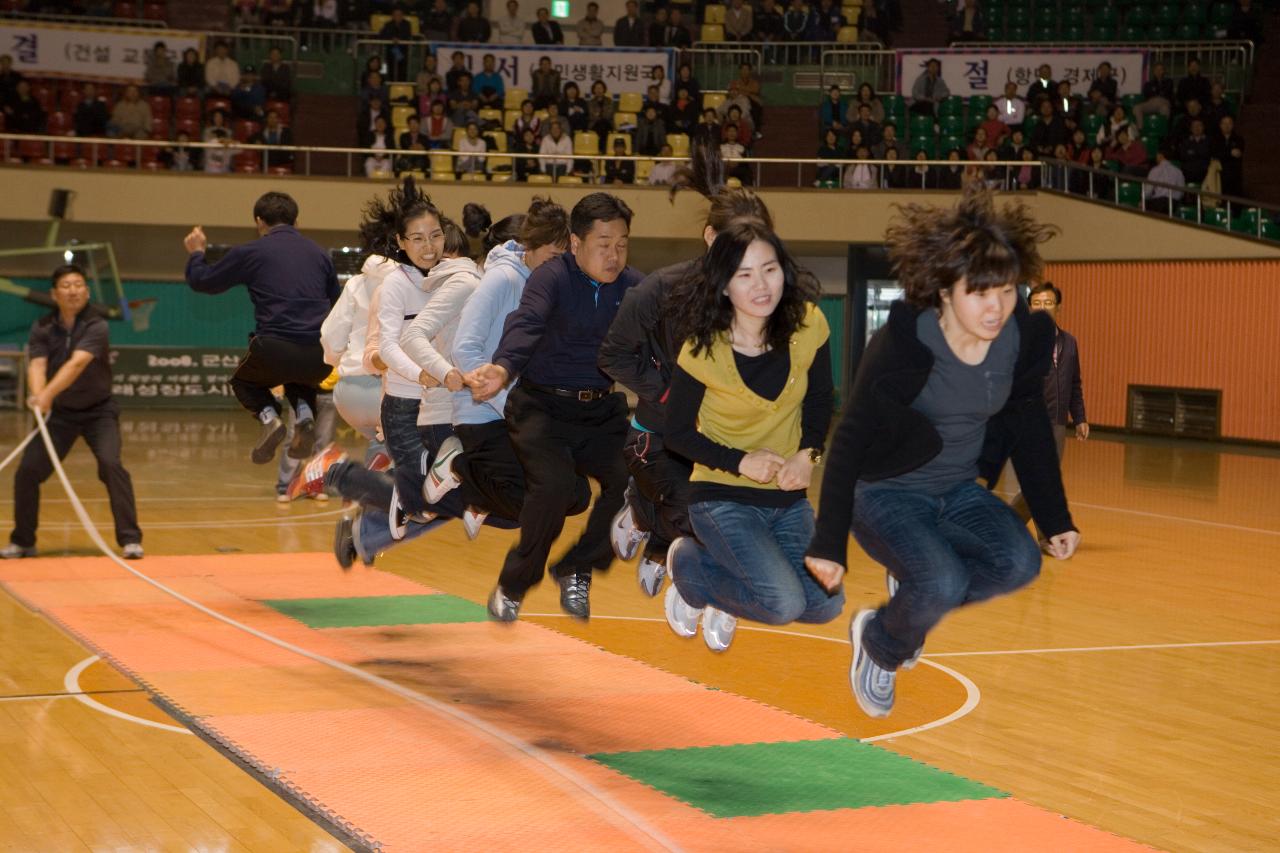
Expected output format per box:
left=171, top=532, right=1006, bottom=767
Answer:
left=1208, top=1, right=1233, bottom=28
left=142, top=2, right=166, bottom=19
left=388, top=83, right=415, bottom=104
left=1142, top=113, right=1169, bottom=139
left=613, top=111, right=637, bottom=130
left=176, top=96, right=201, bottom=121
left=46, top=111, right=71, bottom=134
left=503, top=88, right=528, bottom=110
left=1175, top=22, right=1201, bottom=38
left=938, top=96, right=964, bottom=118
left=940, top=114, right=964, bottom=136
left=265, top=100, right=290, bottom=123
left=618, top=91, right=643, bottom=113
left=233, top=119, right=260, bottom=142
left=205, top=97, right=231, bottom=116
left=527, top=173, right=553, bottom=183
left=909, top=113, right=934, bottom=138
left=1201, top=207, right=1229, bottom=228
left=147, top=95, right=171, bottom=120
left=429, top=152, right=454, bottom=173
left=836, top=26, right=859, bottom=42
left=558, top=175, right=584, bottom=184
left=1117, top=180, right=1143, bottom=207
left=704, top=4, right=726, bottom=24
left=668, top=133, right=690, bottom=156
left=606, top=132, right=632, bottom=154
left=479, top=108, right=503, bottom=127
left=573, top=132, right=597, bottom=155
left=391, top=104, right=415, bottom=128
left=635, top=158, right=654, bottom=181
left=703, top=92, right=726, bottom=111
left=429, top=172, right=458, bottom=182
left=701, top=24, right=725, bottom=42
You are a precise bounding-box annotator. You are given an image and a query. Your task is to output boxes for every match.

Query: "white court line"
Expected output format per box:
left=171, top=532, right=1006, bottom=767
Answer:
left=1070, top=500, right=1280, bottom=537
left=521, top=612, right=982, bottom=744
left=0, top=507, right=346, bottom=530
left=924, top=638, right=1280, bottom=658
left=64, top=656, right=192, bottom=735
left=0, top=495, right=319, bottom=504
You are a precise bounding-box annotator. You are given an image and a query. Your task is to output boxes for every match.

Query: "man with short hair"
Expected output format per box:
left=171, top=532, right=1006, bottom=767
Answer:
left=1176, top=58, right=1212, bottom=113
left=1145, top=148, right=1185, bottom=215
left=204, top=40, right=241, bottom=94
left=457, top=1, right=493, bottom=42
left=182, top=193, right=339, bottom=465
left=532, top=6, right=564, bottom=43
left=468, top=194, right=643, bottom=622
left=614, top=0, right=645, bottom=45
left=496, top=0, right=525, bottom=43
left=578, top=2, right=604, bottom=45
left=4, top=264, right=143, bottom=561
left=378, top=7, right=413, bottom=80
left=725, top=0, right=754, bottom=41
left=994, top=80, right=1026, bottom=128
left=1026, top=63, right=1055, bottom=108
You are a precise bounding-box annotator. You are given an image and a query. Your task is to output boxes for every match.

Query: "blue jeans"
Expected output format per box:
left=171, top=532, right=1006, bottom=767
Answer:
left=675, top=499, right=845, bottom=625
left=851, top=479, right=1042, bottom=669
left=381, top=395, right=438, bottom=515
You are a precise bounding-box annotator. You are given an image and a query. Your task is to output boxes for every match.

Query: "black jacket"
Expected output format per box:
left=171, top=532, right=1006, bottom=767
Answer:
left=808, top=299, right=1075, bottom=567
left=533, top=20, right=564, bottom=43
left=1044, top=326, right=1085, bottom=427
left=598, top=257, right=696, bottom=433
left=613, top=15, right=646, bottom=45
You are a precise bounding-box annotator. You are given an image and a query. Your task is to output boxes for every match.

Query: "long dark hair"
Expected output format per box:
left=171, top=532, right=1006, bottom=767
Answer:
left=669, top=137, right=774, bottom=232
left=675, top=219, right=819, bottom=358
left=358, top=176, right=442, bottom=263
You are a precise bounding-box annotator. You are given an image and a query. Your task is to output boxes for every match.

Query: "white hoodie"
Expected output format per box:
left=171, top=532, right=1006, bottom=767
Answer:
left=400, top=255, right=481, bottom=386
left=320, top=254, right=396, bottom=377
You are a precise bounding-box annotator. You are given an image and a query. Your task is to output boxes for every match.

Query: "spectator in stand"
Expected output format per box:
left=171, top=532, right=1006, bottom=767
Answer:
left=1171, top=97, right=1206, bottom=145
left=231, top=66, right=267, bottom=121
left=1176, top=58, right=1212, bottom=114
left=755, top=0, right=785, bottom=42
left=260, top=47, right=292, bottom=102
left=1132, top=62, right=1174, bottom=129
left=513, top=99, right=541, bottom=140
left=393, top=114, right=428, bottom=175
left=1145, top=148, right=1185, bottom=214
left=560, top=82, right=588, bottom=132
left=1177, top=118, right=1211, bottom=184
left=981, top=104, right=1009, bottom=149
left=233, top=0, right=261, bottom=26
left=108, top=85, right=151, bottom=140
left=669, top=86, right=698, bottom=133
left=145, top=41, right=176, bottom=96
left=820, top=85, right=846, bottom=136
left=364, top=115, right=392, bottom=177
left=1056, top=80, right=1083, bottom=126
left=530, top=56, right=560, bottom=109
left=636, top=103, right=667, bottom=155
left=496, top=0, right=525, bottom=43
left=720, top=123, right=752, bottom=184
left=966, top=125, right=991, bottom=162
left=784, top=0, right=808, bottom=41
left=1212, top=114, right=1245, bottom=197
left=473, top=54, right=505, bottom=109
left=424, top=0, right=453, bottom=40
left=883, top=147, right=909, bottom=188
left=728, top=62, right=764, bottom=133
left=994, top=80, right=1025, bottom=129
left=910, top=58, right=949, bottom=117
left=665, top=8, right=693, bottom=47
left=359, top=95, right=391, bottom=142
left=423, top=99, right=453, bottom=149
left=910, top=149, right=936, bottom=188
left=420, top=77, right=447, bottom=119
left=648, top=7, right=670, bottom=46
left=5, top=79, right=44, bottom=133
left=361, top=55, right=383, bottom=90
left=847, top=128, right=865, bottom=162
left=262, top=0, right=294, bottom=26
left=449, top=73, right=480, bottom=127
left=816, top=128, right=845, bottom=185
left=0, top=55, right=22, bottom=107
left=205, top=41, right=241, bottom=95
left=455, top=120, right=488, bottom=176
left=176, top=48, right=204, bottom=96
left=648, top=143, right=678, bottom=185
left=378, top=7, right=414, bottom=81
left=415, top=54, right=442, bottom=99
left=255, top=108, right=294, bottom=169
left=539, top=118, right=573, bottom=178
left=603, top=137, right=635, bottom=184
left=1088, top=62, right=1118, bottom=110
left=650, top=65, right=668, bottom=98
left=361, top=69, right=389, bottom=107
left=938, top=148, right=965, bottom=189
left=852, top=82, right=884, bottom=124
left=1203, top=82, right=1234, bottom=133
left=1082, top=88, right=1110, bottom=123
left=1031, top=98, right=1067, bottom=156
left=1026, top=64, right=1056, bottom=109
left=162, top=130, right=200, bottom=170
left=998, top=127, right=1027, bottom=161
left=1066, top=127, right=1089, bottom=161
left=614, top=0, right=646, bottom=46
left=512, top=126, right=539, bottom=180
left=641, top=83, right=668, bottom=119
left=850, top=101, right=882, bottom=147
left=203, top=120, right=236, bottom=173
left=842, top=145, right=877, bottom=188
left=1012, top=147, right=1040, bottom=190
left=587, top=79, right=615, bottom=151
left=309, top=0, right=340, bottom=28
left=726, top=0, right=754, bottom=41
left=1106, top=127, right=1148, bottom=176
left=458, top=2, right=493, bottom=42
left=698, top=107, right=722, bottom=145
left=721, top=104, right=752, bottom=149
left=1095, top=103, right=1131, bottom=147
left=73, top=82, right=109, bottom=138
left=445, top=51, right=468, bottom=92
left=673, top=64, right=700, bottom=107
left=1228, top=0, right=1264, bottom=44
left=1085, top=145, right=1113, bottom=197
left=873, top=121, right=905, bottom=159
left=532, top=7, right=564, bottom=44
left=578, top=2, right=605, bottom=45
left=805, top=0, right=844, bottom=41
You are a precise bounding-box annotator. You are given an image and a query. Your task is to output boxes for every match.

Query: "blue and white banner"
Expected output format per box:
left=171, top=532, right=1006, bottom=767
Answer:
left=439, top=42, right=675, bottom=99
left=0, top=21, right=204, bottom=83
left=897, top=47, right=1147, bottom=98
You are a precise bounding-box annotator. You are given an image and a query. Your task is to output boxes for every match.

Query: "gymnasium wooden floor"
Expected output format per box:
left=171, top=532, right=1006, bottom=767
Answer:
left=0, top=408, right=1276, bottom=852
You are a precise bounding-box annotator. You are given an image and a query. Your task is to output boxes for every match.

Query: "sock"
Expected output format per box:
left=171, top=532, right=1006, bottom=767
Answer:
left=295, top=400, right=314, bottom=423
left=259, top=407, right=277, bottom=425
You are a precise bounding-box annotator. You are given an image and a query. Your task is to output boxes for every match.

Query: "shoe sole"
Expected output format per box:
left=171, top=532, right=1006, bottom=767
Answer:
left=251, top=422, right=288, bottom=465
left=287, top=421, right=317, bottom=460
left=333, top=516, right=355, bottom=571
left=850, top=608, right=891, bottom=719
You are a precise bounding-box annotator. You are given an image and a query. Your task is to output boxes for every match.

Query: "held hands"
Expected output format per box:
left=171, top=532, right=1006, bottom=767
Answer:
left=1075, top=422, right=1090, bottom=440
left=1045, top=529, right=1081, bottom=560
left=738, top=449, right=786, bottom=484
left=775, top=449, right=815, bottom=492
left=418, top=369, right=440, bottom=388
left=183, top=226, right=208, bottom=255
left=443, top=368, right=466, bottom=393
left=466, top=363, right=509, bottom=402
left=804, top=556, right=845, bottom=592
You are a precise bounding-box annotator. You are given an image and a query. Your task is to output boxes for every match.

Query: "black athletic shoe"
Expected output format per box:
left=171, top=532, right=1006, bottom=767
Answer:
left=287, top=418, right=317, bottom=460
left=252, top=417, right=288, bottom=465
left=487, top=585, right=522, bottom=622
left=333, top=515, right=355, bottom=571
left=557, top=572, right=591, bottom=621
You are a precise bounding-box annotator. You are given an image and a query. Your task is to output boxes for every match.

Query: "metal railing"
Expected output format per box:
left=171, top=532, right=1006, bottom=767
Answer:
left=0, top=9, right=167, bottom=28
left=818, top=47, right=900, bottom=93
left=236, top=23, right=367, bottom=56
left=200, top=30, right=300, bottom=64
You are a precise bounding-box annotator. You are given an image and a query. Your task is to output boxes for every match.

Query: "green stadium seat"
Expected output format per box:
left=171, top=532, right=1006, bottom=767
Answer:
left=1121, top=23, right=1144, bottom=39
left=909, top=113, right=934, bottom=137
left=1208, top=2, right=1233, bottom=27
left=1181, top=0, right=1207, bottom=23
left=910, top=137, right=938, bottom=159
left=1201, top=207, right=1230, bottom=228
left=1006, top=6, right=1030, bottom=24
left=941, top=134, right=964, bottom=153
left=1121, top=93, right=1143, bottom=113
left=1175, top=22, right=1201, bottom=38
left=1063, top=23, right=1087, bottom=40
left=1118, top=181, right=1143, bottom=207
left=1141, top=134, right=1161, bottom=160
left=1094, top=4, right=1118, bottom=25
left=1083, top=113, right=1105, bottom=136
left=1154, top=4, right=1177, bottom=24
left=1034, top=6, right=1057, bottom=26
left=1143, top=113, right=1169, bottom=139
left=1176, top=204, right=1199, bottom=222
left=1022, top=112, right=1041, bottom=135
left=940, top=114, right=964, bottom=135
left=882, top=94, right=905, bottom=117
left=1092, top=22, right=1116, bottom=40
left=968, top=95, right=993, bottom=117
left=1034, top=22, right=1057, bottom=40
left=1125, top=6, right=1151, bottom=27
left=939, top=96, right=965, bottom=117
left=1149, top=23, right=1171, bottom=38
left=1231, top=208, right=1277, bottom=238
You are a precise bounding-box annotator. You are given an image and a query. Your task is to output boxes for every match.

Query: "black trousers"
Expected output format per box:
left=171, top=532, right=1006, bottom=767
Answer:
left=454, top=419, right=591, bottom=523
left=623, top=427, right=695, bottom=561
left=229, top=334, right=330, bottom=421
left=498, top=385, right=629, bottom=597
left=11, top=399, right=140, bottom=549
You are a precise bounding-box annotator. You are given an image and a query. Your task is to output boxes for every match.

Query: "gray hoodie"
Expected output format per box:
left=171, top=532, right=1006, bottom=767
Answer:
left=450, top=240, right=529, bottom=425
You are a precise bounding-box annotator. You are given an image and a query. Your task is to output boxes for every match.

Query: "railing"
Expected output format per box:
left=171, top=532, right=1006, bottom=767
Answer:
left=200, top=30, right=300, bottom=64
left=818, top=47, right=900, bottom=94
left=684, top=45, right=764, bottom=92
left=0, top=9, right=167, bottom=28
left=352, top=37, right=434, bottom=90
left=236, top=23, right=367, bottom=56
left=688, top=40, right=885, bottom=89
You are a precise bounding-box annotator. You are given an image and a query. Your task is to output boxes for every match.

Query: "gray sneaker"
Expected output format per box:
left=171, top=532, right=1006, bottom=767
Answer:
left=702, top=606, right=737, bottom=653
left=849, top=608, right=896, bottom=718
left=663, top=538, right=703, bottom=638
left=557, top=572, right=591, bottom=621
left=1, top=543, right=36, bottom=559
left=885, top=571, right=922, bottom=670
left=121, top=543, right=144, bottom=560
left=637, top=555, right=666, bottom=597
left=487, top=585, right=522, bottom=622
left=252, top=416, right=288, bottom=465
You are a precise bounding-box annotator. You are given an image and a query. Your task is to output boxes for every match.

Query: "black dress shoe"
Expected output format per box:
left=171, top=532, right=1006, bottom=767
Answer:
left=252, top=417, right=288, bottom=464
left=288, top=418, right=317, bottom=459
left=333, top=516, right=355, bottom=571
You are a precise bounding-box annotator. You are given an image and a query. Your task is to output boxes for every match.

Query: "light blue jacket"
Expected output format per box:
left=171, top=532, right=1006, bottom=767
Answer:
left=450, top=240, right=528, bottom=424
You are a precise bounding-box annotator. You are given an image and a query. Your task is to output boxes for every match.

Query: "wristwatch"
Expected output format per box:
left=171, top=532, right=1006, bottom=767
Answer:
left=807, top=447, right=823, bottom=465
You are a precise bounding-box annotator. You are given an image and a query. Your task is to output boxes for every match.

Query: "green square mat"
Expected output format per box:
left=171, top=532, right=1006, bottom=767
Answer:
left=262, top=594, right=487, bottom=628
left=590, top=738, right=1006, bottom=817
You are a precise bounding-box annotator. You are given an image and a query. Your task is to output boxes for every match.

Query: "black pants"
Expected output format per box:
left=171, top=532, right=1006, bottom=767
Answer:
left=623, top=427, right=694, bottom=560
left=230, top=334, right=330, bottom=421
left=498, top=385, right=629, bottom=597
left=11, top=399, right=140, bottom=549
left=454, top=420, right=591, bottom=522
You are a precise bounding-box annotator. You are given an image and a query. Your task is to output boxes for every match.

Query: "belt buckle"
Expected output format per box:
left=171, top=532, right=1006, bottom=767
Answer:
left=577, top=389, right=593, bottom=402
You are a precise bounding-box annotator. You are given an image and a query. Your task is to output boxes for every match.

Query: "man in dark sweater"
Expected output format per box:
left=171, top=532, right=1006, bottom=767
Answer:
left=183, top=192, right=338, bottom=465
left=4, top=264, right=141, bottom=560
left=468, top=193, right=643, bottom=622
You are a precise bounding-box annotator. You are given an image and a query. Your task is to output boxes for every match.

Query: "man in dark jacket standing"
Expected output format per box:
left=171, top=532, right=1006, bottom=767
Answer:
left=468, top=194, right=642, bottom=623
left=183, top=191, right=338, bottom=465
left=614, top=0, right=646, bottom=45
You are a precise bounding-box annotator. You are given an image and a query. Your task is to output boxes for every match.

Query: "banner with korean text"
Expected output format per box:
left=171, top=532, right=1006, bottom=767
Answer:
left=0, top=21, right=203, bottom=84
left=441, top=42, right=675, bottom=99
left=110, top=347, right=241, bottom=409
left=896, top=48, right=1147, bottom=98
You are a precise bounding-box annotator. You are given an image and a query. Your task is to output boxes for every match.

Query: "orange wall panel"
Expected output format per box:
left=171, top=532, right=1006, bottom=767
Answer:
left=1044, top=261, right=1280, bottom=444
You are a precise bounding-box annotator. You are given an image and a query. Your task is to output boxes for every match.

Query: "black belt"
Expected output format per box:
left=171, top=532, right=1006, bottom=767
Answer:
left=523, top=380, right=613, bottom=402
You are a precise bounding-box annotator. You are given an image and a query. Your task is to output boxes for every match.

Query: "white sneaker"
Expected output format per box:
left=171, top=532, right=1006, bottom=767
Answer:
left=275, top=491, right=290, bottom=504
left=122, top=543, right=144, bottom=560
left=637, top=556, right=666, bottom=597
left=389, top=486, right=407, bottom=541
left=610, top=500, right=649, bottom=561
left=702, top=606, right=737, bottom=653
left=462, top=507, right=487, bottom=540
left=424, top=436, right=463, bottom=504
left=663, top=538, right=702, bottom=638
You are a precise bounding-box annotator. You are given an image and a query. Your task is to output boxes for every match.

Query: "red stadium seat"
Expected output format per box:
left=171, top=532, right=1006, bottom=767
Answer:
left=268, top=165, right=294, bottom=176
left=71, top=158, right=92, bottom=169
left=61, top=88, right=84, bottom=113
left=47, top=111, right=71, bottom=134
left=143, top=2, right=166, bottom=20
left=52, top=138, right=77, bottom=161
left=140, top=144, right=160, bottom=165
left=265, top=100, right=290, bottom=123
left=149, top=117, right=169, bottom=137
left=31, top=83, right=54, bottom=112
left=205, top=97, right=231, bottom=117
left=147, top=95, right=171, bottom=119
left=103, top=159, right=128, bottom=169
left=19, top=139, right=47, bottom=160
left=233, top=150, right=262, bottom=171
left=175, top=96, right=200, bottom=120
left=175, top=117, right=200, bottom=137
left=115, top=143, right=138, bottom=164
left=232, top=119, right=260, bottom=142
left=113, top=1, right=137, bottom=17
left=143, top=160, right=162, bottom=170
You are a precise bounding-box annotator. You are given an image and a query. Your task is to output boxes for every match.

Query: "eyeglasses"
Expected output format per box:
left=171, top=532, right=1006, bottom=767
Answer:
left=403, top=234, right=438, bottom=247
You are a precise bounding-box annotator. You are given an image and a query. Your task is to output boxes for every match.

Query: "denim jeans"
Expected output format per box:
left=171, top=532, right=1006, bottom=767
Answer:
left=851, top=479, right=1042, bottom=669
left=381, top=395, right=437, bottom=515
left=675, top=499, right=845, bottom=626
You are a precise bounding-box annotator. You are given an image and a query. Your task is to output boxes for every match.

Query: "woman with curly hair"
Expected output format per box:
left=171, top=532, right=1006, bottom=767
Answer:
left=660, top=219, right=841, bottom=653
left=805, top=183, right=1080, bottom=719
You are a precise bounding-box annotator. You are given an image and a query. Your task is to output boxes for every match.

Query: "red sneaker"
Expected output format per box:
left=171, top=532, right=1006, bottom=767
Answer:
left=286, top=444, right=347, bottom=501
left=367, top=450, right=392, bottom=472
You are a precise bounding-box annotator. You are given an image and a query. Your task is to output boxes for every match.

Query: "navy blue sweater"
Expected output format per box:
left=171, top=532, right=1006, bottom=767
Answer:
left=184, top=225, right=339, bottom=344
left=493, top=251, right=643, bottom=391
